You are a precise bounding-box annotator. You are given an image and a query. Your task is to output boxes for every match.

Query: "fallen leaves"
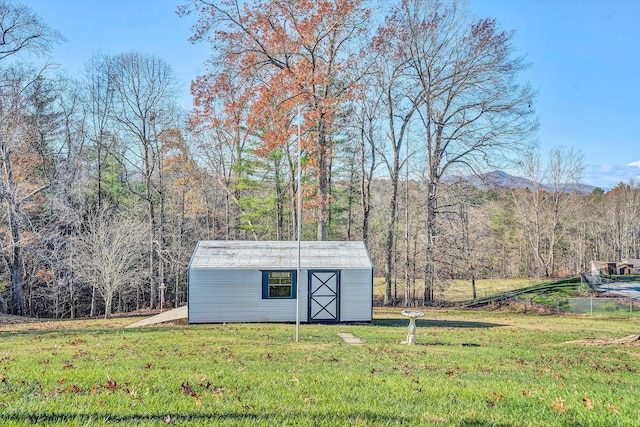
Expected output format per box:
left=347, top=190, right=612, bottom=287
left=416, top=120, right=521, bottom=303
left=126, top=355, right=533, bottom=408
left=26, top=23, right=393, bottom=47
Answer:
left=126, top=386, right=136, bottom=397
left=582, top=396, right=593, bottom=409
left=67, top=384, right=83, bottom=394
left=180, top=382, right=202, bottom=406
left=489, top=392, right=504, bottom=401
left=551, top=398, right=566, bottom=414
left=486, top=392, right=504, bottom=408
left=180, top=382, right=193, bottom=395
left=104, top=379, right=119, bottom=391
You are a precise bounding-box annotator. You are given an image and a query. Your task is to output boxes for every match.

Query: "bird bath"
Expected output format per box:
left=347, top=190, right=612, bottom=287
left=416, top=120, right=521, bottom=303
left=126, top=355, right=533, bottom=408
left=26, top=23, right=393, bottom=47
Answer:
left=401, top=310, right=425, bottom=345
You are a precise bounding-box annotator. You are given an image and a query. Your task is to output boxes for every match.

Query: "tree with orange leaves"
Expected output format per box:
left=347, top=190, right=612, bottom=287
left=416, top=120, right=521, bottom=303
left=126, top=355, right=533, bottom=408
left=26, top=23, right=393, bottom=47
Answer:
left=180, top=0, right=371, bottom=240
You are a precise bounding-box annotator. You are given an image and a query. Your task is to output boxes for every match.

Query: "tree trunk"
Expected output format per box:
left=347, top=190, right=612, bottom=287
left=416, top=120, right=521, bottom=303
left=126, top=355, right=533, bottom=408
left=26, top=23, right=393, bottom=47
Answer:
left=316, top=115, right=329, bottom=241
left=360, top=138, right=371, bottom=244
left=1, top=144, right=24, bottom=315
left=104, top=291, right=113, bottom=319
left=384, top=169, right=399, bottom=305
left=174, top=265, right=180, bottom=308
left=471, top=270, right=477, bottom=300
left=274, top=158, right=284, bottom=240
left=149, top=205, right=156, bottom=309
left=424, top=179, right=438, bottom=304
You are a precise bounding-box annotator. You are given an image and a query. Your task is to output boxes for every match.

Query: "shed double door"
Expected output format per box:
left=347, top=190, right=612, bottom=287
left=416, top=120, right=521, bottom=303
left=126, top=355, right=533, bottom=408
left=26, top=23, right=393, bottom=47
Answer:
left=308, top=270, right=340, bottom=322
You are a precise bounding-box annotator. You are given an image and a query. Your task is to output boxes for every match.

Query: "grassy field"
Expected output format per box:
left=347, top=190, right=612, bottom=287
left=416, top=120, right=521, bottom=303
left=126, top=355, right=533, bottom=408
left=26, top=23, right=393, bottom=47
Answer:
left=373, top=277, right=547, bottom=303
left=1, top=309, right=639, bottom=426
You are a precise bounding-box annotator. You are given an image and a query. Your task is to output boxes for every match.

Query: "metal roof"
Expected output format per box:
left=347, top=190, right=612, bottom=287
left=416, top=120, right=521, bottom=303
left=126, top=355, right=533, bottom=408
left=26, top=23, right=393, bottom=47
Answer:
left=189, top=240, right=373, bottom=269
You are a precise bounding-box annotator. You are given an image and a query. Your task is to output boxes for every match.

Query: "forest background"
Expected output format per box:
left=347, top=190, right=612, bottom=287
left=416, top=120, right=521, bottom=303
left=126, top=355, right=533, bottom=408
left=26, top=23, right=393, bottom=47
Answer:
left=0, top=0, right=638, bottom=319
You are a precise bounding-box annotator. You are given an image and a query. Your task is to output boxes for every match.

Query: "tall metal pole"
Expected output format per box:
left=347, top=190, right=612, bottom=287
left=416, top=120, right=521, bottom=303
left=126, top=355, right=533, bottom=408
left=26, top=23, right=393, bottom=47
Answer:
left=296, top=105, right=302, bottom=342
left=405, top=121, right=410, bottom=306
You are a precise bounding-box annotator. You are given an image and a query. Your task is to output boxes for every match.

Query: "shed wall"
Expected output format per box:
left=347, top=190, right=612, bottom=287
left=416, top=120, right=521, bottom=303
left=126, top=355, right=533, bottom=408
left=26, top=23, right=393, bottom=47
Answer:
left=188, top=268, right=309, bottom=323
left=338, top=269, right=373, bottom=322
left=188, top=267, right=372, bottom=323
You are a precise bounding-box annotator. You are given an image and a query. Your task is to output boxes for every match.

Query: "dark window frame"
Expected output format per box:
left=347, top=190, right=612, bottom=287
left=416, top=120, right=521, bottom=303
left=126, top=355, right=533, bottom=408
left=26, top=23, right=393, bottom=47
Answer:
left=261, top=270, right=297, bottom=299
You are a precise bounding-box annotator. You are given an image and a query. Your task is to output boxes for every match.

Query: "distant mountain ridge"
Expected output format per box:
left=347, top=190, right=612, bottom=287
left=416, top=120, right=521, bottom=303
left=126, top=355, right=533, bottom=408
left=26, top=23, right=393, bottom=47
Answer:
left=445, top=170, right=596, bottom=193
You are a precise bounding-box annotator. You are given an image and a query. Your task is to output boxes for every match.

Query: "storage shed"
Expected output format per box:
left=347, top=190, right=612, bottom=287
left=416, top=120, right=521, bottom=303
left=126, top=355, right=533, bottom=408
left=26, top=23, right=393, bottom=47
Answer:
left=188, top=241, right=373, bottom=323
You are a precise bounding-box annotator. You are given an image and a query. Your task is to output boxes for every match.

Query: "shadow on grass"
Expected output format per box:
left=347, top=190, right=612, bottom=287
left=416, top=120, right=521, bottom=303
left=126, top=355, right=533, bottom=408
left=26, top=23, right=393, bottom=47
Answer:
left=1, top=411, right=413, bottom=425
left=458, top=420, right=514, bottom=427
left=373, top=318, right=505, bottom=328
left=1, top=412, right=256, bottom=425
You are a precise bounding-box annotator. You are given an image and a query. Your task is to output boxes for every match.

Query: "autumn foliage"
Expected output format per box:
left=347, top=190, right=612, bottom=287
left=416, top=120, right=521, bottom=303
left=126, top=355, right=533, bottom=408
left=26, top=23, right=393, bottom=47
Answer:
left=182, top=0, right=371, bottom=240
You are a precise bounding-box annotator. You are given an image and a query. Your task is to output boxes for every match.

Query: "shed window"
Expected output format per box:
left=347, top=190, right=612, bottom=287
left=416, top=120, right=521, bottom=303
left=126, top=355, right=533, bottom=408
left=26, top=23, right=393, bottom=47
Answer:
left=262, top=271, right=297, bottom=299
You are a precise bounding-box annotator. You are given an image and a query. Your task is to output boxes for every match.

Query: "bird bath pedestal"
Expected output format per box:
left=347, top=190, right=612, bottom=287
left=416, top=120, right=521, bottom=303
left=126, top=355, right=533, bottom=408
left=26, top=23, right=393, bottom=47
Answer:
left=401, top=310, right=425, bottom=345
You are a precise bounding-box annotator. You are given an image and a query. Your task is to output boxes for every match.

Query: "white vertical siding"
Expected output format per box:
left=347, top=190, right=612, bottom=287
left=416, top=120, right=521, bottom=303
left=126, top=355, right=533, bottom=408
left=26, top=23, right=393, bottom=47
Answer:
left=338, top=269, right=373, bottom=322
left=187, top=240, right=374, bottom=323
left=188, top=268, right=309, bottom=323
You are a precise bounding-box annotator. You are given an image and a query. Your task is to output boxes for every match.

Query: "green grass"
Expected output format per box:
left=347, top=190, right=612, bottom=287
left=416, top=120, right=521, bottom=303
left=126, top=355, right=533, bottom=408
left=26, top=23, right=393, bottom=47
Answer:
left=374, top=277, right=546, bottom=303
left=1, top=310, right=640, bottom=426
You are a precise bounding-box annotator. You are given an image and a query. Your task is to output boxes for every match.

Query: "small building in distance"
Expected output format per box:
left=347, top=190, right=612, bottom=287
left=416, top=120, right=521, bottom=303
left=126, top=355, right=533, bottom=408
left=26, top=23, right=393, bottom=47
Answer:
left=590, top=259, right=640, bottom=276
left=622, top=259, right=640, bottom=273
left=188, top=241, right=373, bottom=324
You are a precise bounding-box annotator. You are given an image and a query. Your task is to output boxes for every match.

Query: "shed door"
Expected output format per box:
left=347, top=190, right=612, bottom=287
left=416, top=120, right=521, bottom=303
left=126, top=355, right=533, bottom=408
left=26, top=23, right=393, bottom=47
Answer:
left=308, top=270, right=340, bottom=322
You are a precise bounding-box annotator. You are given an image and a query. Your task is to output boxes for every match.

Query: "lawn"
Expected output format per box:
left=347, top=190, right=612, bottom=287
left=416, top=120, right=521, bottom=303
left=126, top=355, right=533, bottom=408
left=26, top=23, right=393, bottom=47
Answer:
left=1, top=309, right=639, bottom=426
left=373, top=277, right=547, bottom=303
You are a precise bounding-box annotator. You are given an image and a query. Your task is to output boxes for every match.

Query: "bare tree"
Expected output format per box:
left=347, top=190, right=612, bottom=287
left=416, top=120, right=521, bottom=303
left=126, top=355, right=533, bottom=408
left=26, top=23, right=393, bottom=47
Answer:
left=0, top=1, right=60, bottom=314
left=387, top=0, right=537, bottom=302
left=0, top=1, right=61, bottom=60
left=81, top=53, right=116, bottom=209
left=107, top=51, right=179, bottom=309
left=605, top=181, right=640, bottom=261
left=369, top=22, right=422, bottom=304
left=74, top=207, right=147, bottom=318
left=514, top=147, right=585, bottom=277
left=0, top=65, right=53, bottom=314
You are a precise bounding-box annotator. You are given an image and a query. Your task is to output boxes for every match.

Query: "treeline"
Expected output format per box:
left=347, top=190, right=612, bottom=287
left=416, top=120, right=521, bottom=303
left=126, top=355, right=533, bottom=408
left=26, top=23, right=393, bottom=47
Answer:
left=1, top=0, right=638, bottom=318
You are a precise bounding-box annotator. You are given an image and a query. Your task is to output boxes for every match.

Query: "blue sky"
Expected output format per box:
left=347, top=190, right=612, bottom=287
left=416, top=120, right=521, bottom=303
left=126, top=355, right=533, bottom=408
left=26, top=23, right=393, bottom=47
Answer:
left=25, top=0, right=640, bottom=189
left=470, top=0, right=640, bottom=189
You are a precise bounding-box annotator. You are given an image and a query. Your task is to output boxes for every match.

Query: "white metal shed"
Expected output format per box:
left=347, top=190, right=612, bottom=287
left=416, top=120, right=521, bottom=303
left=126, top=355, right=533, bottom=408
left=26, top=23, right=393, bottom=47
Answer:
left=188, top=240, right=373, bottom=323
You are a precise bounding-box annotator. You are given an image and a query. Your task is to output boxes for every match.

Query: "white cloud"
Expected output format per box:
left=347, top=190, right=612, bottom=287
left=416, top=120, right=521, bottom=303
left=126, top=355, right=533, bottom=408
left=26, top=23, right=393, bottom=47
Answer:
left=628, top=160, right=640, bottom=168
left=584, top=163, right=640, bottom=190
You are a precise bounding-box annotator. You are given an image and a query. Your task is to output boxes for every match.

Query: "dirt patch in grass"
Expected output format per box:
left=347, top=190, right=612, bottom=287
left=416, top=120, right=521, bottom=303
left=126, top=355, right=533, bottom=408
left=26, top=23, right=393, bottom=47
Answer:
left=564, top=334, right=640, bottom=346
